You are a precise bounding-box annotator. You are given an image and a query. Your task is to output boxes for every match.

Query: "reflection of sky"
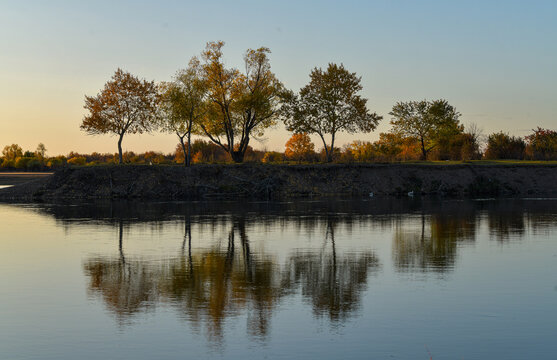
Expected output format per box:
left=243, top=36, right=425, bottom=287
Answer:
left=1, top=200, right=557, bottom=359
left=1, top=1, right=556, bottom=155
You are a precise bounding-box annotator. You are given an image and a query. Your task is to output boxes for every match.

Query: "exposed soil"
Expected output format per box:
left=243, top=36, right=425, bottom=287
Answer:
left=0, top=172, right=53, bottom=185
left=0, top=164, right=556, bottom=201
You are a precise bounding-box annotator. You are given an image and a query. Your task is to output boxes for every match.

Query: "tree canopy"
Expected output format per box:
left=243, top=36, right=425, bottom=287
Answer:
left=81, top=68, right=159, bottom=164
left=389, top=99, right=462, bottom=160
left=282, top=63, right=382, bottom=162
left=159, top=58, right=208, bottom=167
left=2, top=143, right=23, bottom=161
left=199, top=41, right=285, bottom=163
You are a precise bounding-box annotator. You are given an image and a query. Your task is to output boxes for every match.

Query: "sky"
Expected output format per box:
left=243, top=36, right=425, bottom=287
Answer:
left=1, top=0, right=556, bottom=156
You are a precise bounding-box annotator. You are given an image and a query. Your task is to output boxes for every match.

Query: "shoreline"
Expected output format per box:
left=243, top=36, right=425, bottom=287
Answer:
left=0, top=163, right=556, bottom=201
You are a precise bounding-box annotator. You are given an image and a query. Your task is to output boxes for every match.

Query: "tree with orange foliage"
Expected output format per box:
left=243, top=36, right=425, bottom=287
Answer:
left=285, top=133, right=315, bottom=163
left=81, top=69, right=159, bottom=164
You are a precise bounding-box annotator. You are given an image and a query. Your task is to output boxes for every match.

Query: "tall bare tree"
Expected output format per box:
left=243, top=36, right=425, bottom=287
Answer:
left=81, top=69, right=159, bottom=164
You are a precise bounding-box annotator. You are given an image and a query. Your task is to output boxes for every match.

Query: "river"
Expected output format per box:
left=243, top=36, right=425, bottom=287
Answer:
left=1, top=198, right=556, bottom=359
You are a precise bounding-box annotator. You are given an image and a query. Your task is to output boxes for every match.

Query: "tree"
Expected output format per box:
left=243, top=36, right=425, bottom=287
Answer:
left=284, top=133, right=315, bottom=162
left=2, top=144, right=23, bottom=161
left=199, top=41, right=284, bottom=163
left=389, top=99, right=462, bottom=160
left=81, top=69, right=159, bottom=164
left=282, top=63, right=381, bottom=162
left=34, top=143, right=47, bottom=166
left=159, top=58, right=207, bottom=167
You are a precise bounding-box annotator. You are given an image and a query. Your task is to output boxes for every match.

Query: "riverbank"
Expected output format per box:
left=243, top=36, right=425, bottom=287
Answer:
left=0, top=163, right=556, bottom=201
left=0, top=172, right=53, bottom=186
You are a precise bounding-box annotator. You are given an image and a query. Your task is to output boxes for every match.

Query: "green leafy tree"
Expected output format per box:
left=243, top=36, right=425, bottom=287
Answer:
left=160, top=58, right=208, bottom=167
left=282, top=63, right=381, bottom=162
left=81, top=69, right=159, bottom=164
left=389, top=99, right=462, bottom=160
left=199, top=41, right=285, bottom=163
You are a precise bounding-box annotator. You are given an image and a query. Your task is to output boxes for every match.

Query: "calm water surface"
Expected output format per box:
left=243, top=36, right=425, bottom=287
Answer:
left=1, top=199, right=556, bottom=359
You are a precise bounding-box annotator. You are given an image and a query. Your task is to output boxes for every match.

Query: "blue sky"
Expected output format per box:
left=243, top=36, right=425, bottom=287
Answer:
left=1, top=0, right=556, bottom=155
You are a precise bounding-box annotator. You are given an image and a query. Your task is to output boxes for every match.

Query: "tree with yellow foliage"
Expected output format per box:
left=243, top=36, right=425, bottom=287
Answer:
left=199, top=41, right=285, bottom=163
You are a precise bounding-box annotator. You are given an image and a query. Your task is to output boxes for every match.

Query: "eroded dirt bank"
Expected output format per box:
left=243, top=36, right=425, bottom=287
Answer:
left=0, top=164, right=556, bottom=201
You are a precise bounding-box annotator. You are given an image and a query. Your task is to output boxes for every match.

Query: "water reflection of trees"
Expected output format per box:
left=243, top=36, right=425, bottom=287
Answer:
left=282, top=218, right=379, bottom=322
left=83, top=216, right=380, bottom=342
left=34, top=198, right=557, bottom=341
left=393, top=203, right=477, bottom=272
left=484, top=201, right=526, bottom=242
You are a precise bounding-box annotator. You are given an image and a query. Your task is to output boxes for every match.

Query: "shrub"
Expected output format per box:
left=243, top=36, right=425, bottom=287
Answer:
left=344, top=141, right=376, bottom=162
left=190, top=140, right=229, bottom=163
left=525, top=127, right=557, bottom=160
left=1, top=158, right=15, bottom=169
left=47, top=156, right=67, bottom=169
left=67, top=156, right=87, bottom=166
left=432, top=132, right=482, bottom=160
left=262, top=151, right=284, bottom=163
left=15, top=157, right=35, bottom=169
left=484, top=132, right=525, bottom=160
left=26, top=158, right=42, bottom=171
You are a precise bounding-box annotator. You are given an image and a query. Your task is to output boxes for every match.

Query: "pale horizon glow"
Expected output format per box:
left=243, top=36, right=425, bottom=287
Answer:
left=1, top=0, right=556, bottom=156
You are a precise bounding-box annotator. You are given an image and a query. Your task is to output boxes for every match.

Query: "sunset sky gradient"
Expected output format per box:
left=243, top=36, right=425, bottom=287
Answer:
left=1, top=0, right=556, bottom=156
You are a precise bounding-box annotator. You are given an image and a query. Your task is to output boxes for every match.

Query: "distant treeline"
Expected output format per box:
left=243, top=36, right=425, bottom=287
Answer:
left=2, top=126, right=556, bottom=171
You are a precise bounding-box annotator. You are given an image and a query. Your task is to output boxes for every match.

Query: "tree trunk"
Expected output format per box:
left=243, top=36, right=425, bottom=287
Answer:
left=179, top=136, right=188, bottom=167
left=328, top=134, right=336, bottom=163
left=187, top=132, right=192, bottom=167
left=118, top=220, right=125, bottom=264
left=117, top=133, right=124, bottom=164
left=231, top=150, right=244, bottom=163
left=420, top=137, right=427, bottom=160
left=318, top=134, right=330, bottom=163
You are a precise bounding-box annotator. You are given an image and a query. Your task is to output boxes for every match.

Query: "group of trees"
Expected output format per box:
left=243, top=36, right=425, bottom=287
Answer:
left=1, top=143, right=50, bottom=170
left=81, top=42, right=381, bottom=165
left=4, top=42, right=555, bottom=170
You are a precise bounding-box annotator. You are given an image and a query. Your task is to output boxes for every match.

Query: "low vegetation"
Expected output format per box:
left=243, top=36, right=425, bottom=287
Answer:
left=2, top=126, right=556, bottom=171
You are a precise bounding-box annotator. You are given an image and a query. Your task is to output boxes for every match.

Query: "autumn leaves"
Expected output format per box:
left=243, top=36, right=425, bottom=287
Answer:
left=81, top=41, right=382, bottom=164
